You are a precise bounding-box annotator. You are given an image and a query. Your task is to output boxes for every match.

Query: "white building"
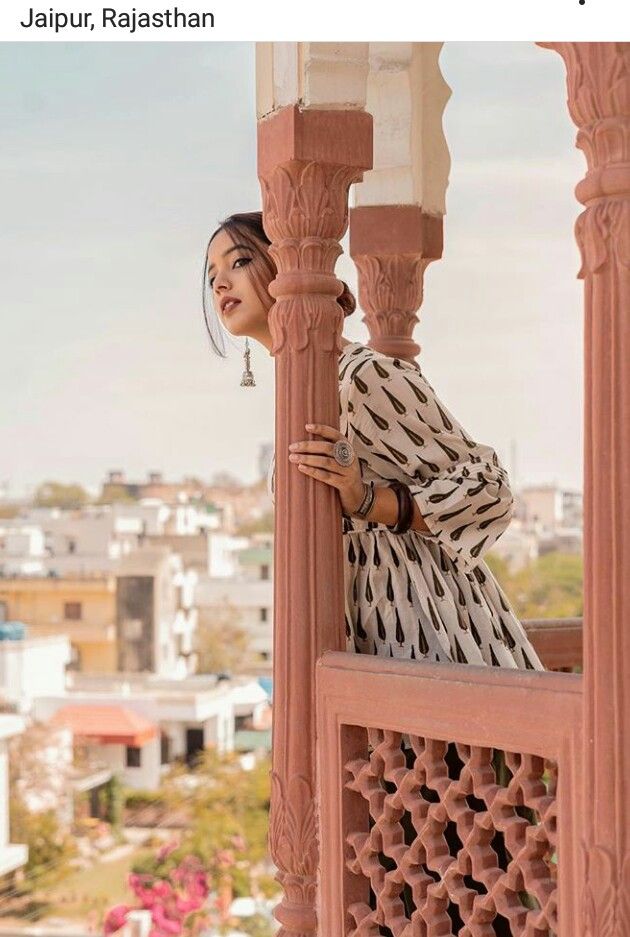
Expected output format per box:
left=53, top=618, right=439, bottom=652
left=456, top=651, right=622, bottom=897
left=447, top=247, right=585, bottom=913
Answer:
left=0, top=507, right=136, bottom=577
left=34, top=672, right=271, bottom=791
left=515, top=484, right=583, bottom=558
left=0, top=632, right=71, bottom=713
left=517, top=485, right=583, bottom=533
left=0, top=501, right=219, bottom=578
left=115, top=547, right=199, bottom=679
left=0, top=525, right=47, bottom=577
left=207, top=533, right=250, bottom=578
left=197, top=536, right=273, bottom=664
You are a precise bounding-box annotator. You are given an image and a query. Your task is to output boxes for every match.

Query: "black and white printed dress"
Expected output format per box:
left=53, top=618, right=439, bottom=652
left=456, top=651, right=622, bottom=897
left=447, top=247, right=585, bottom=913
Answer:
left=269, top=340, right=544, bottom=671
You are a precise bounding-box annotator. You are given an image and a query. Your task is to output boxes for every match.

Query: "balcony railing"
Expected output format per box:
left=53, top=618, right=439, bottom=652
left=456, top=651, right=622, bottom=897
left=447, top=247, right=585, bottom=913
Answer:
left=522, top=618, right=582, bottom=672
left=317, top=641, right=583, bottom=936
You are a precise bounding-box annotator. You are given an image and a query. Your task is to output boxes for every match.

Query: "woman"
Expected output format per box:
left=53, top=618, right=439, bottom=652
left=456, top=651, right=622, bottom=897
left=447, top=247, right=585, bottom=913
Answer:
left=203, top=211, right=544, bottom=673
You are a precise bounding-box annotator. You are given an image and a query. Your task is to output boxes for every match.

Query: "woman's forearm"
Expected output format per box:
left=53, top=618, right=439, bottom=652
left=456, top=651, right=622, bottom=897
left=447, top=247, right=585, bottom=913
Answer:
left=363, top=484, right=431, bottom=534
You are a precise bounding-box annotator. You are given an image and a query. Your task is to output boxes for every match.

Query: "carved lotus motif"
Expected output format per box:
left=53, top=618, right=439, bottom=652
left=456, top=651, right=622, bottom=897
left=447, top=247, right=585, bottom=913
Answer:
left=582, top=843, right=630, bottom=937
left=270, top=772, right=318, bottom=878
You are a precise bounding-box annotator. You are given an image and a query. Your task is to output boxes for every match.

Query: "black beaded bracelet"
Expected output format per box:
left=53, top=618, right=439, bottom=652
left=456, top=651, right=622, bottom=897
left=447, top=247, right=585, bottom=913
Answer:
left=387, top=480, right=414, bottom=534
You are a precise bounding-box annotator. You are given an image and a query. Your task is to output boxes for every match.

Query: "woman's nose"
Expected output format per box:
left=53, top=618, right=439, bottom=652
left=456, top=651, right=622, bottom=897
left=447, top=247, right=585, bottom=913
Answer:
left=213, top=269, right=231, bottom=294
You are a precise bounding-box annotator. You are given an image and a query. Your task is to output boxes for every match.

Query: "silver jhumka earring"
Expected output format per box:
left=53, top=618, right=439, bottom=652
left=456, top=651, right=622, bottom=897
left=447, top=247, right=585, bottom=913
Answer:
left=240, top=337, right=256, bottom=387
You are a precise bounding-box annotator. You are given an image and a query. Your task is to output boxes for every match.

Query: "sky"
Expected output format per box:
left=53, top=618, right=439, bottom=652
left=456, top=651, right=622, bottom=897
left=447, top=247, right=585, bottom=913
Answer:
left=0, top=42, right=584, bottom=498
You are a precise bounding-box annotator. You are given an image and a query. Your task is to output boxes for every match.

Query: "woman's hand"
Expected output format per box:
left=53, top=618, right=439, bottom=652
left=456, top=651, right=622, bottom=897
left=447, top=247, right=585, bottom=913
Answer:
left=288, top=423, right=365, bottom=516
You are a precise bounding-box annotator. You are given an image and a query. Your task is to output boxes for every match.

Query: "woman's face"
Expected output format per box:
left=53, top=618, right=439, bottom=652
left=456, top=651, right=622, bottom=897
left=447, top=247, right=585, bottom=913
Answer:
left=208, top=227, right=272, bottom=340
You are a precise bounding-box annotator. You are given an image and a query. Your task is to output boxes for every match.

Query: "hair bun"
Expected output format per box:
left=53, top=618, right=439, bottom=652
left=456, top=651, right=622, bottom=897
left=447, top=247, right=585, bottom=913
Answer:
left=337, top=281, right=356, bottom=318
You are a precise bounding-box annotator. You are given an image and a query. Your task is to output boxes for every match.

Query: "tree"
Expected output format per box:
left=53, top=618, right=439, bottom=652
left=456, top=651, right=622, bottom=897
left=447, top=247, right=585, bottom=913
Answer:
left=159, top=750, right=274, bottom=901
left=485, top=551, right=583, bottom=620
left=8, top=800, right=76, bottom=889
left=9, top=722, right=74, bottom=813
left=236, top=914, right=275, bottom=937
left=103, top=775, right=124, bottom=830
left=96, top=484, right=137, bottom=505
left=7, top=722, right=77, bottom=889
left=34, top=480, right=88, bottom=509
left=195, top=603, right=258, bottom=674
left=235, top=512, right=274, bottom=536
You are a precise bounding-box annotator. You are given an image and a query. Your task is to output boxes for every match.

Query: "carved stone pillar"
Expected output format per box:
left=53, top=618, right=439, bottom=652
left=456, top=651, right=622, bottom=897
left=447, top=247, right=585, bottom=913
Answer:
left=257, top=104, right=372, bottom=936
left=540, top=42, right=630, bottom=934
left=350, top=203, right=443, bottom=361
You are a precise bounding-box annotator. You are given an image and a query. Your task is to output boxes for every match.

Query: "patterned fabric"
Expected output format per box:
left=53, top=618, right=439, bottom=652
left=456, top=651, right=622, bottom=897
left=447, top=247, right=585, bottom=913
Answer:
left=268, top=340, right=544, bottom=671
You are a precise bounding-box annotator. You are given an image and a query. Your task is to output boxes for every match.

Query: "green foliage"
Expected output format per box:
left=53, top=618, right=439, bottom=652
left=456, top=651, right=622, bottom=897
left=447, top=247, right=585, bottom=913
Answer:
left=34, top=481, right=88, bottom=510
left=103, top=776, right=124, bottom=829
left=235, top=511, right=275, bottom=537
left=256, top=873, right=280, bottom=898
left=124, top=788, right=164, bottom=808
left=9, top=798, right=76, bottom=889
left=150, top=750, right=275, bottom=901
left=96, top=484, right=137, bottom=505
left=485, top=551, right=583, bottom=620
left=236, top=914, right=275, bottom=937
left=483, top=552, right=512, bottom=585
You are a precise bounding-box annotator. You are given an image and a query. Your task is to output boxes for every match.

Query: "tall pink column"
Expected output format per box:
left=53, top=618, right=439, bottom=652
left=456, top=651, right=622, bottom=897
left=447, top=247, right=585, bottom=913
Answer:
left=257, top=105, right=372, bottom=936
left=350, top=204, right=443, bottom=361
left=541, top=42, right=630, bottom=933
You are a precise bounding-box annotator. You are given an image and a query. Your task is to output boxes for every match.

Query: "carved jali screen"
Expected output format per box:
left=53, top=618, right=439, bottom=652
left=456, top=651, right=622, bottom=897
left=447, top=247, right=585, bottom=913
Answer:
left=344, top=728, right=558, bottom=936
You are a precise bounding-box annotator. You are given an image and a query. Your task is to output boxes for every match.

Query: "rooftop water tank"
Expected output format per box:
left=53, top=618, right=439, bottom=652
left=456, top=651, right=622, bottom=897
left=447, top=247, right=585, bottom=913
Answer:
left=0, top=621, right=27, bottom=641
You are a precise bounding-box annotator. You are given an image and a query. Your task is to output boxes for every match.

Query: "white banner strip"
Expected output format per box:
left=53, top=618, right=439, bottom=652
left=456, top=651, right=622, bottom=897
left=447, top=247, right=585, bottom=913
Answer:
left=0, top=0, right=627, bottom=42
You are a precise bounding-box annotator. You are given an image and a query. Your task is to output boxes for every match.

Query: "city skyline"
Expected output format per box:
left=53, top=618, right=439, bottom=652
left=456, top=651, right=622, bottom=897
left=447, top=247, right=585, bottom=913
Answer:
left=1, top=42, right=585, bottom=496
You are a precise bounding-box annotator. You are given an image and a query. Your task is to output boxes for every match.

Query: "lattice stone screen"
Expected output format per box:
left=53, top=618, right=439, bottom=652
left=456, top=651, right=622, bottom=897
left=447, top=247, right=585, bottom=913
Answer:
left=318, top=653, right=581, bottom=937
left=344, top=728, right=558, bottom=937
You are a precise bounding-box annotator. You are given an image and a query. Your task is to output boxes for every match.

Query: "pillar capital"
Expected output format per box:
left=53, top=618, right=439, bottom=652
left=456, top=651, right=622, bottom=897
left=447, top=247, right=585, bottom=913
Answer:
left=539, top=43, right=630, bottom=276
left=258, top=106, right=372, bottom=358
left=350, top=203, right=443, bottom=361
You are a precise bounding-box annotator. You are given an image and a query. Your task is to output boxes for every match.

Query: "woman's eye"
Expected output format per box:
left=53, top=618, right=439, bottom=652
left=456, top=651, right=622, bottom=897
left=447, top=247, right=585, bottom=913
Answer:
left=209, top=256, right=250, bottom=290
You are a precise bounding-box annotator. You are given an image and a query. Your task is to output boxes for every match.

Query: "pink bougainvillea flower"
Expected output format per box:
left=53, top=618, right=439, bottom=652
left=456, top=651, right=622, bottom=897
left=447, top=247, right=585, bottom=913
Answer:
left=151, top=905, right=182, bottom=935
left=103, top=904, right=131, bottom=935
left=106, top=850, right=210, bottom=937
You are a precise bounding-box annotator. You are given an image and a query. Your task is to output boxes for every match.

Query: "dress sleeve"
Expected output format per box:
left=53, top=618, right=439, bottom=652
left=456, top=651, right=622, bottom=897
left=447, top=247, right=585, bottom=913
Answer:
left=346, top=355, right=514, bottom=572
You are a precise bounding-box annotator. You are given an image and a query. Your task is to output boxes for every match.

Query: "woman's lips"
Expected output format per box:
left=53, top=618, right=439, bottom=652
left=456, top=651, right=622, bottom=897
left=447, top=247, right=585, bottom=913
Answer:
left=222, top=299, right=241, bottom=315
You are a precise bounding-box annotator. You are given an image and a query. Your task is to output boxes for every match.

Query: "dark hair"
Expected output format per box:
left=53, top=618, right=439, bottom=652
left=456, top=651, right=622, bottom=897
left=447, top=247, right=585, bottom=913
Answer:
left=202, top=211, right=356, bottom=357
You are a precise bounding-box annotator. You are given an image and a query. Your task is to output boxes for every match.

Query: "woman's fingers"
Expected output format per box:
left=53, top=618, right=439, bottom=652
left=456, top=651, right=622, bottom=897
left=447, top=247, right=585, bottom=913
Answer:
left=289, top=423, right=344, bottom=455
left=290, top=424, right=360, bottom=497
left=304, top=422, right=343, bottom=442
left=289, top=453, right=345, bottom=474
left=296, top=464, right=343, bottom=487
left=289, top=440, right=335, bottom=455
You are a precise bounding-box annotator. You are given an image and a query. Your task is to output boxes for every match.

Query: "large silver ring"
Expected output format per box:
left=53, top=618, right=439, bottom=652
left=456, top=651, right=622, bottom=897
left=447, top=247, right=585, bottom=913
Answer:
left=333, top=439, right=355, bottom=467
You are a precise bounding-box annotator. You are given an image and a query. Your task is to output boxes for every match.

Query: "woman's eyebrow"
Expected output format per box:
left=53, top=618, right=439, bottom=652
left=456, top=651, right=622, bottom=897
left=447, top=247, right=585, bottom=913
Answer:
left=207, top=243, right=249, bottom=274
